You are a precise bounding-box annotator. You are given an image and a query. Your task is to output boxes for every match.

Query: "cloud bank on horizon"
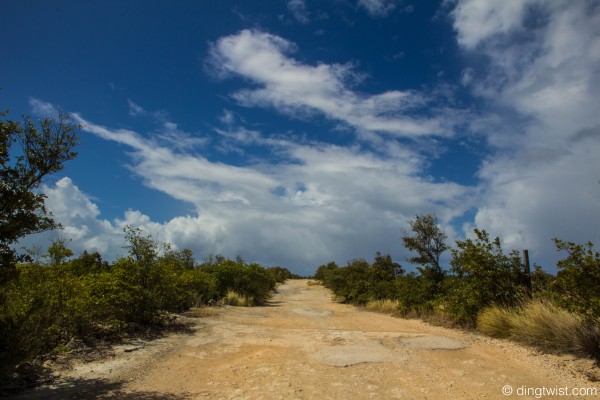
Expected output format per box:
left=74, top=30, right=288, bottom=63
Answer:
left=12, top=0, right=600, bottom=275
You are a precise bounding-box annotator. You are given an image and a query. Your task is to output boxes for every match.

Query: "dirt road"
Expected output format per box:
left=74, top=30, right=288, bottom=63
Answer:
left=16, top=280, right=599, bottom=399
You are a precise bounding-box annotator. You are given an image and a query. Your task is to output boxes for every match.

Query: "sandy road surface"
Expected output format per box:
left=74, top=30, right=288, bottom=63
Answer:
left=14, top=280, right=599, bottom=399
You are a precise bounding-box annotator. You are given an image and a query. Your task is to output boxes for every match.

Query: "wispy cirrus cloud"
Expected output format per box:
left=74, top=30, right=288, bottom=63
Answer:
left=127, top=98, right=146, bottom=116
left=207, top=29, right=447, bottom=138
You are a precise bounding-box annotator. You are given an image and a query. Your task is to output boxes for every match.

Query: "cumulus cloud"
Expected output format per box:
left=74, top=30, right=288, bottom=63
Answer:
left=34, top=108, right=472, bottom=274
left=452, top=0, right=600, bottom=270
left=208, top=29, right=447, bottom=138
left=451, top=0, right=534, bottom=49
left=19, top=177, right=123, bottom=257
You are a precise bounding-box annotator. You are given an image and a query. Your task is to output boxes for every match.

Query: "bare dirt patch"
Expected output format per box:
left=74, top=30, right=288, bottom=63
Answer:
left=12, top=280, right=600, bottom=399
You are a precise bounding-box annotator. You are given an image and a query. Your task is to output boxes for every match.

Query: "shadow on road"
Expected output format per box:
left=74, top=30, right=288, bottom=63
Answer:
left=6, top=377, right=195, bottom=399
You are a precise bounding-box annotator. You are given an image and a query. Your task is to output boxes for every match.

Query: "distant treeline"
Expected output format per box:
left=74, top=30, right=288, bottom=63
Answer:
left=0, top=226, right=298, bottom=378
left=314, top=214, right=600, bottom=361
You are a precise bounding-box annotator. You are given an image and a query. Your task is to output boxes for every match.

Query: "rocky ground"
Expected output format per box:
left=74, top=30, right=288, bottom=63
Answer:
left=10, top=280, right=600, bottom=399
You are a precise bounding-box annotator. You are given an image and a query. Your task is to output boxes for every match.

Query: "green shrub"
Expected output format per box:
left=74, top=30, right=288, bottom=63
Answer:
left=393, top=272, right=436, bottom=315
left=552, top=239, right=600, bottom=320
left=445, top=229, right=528, bottom=324
left=0, top=229, right=281, bottom=381
left=201, top=259, right=276, bottom=305
left=266, top=266, right=296, bottom=283
left=313, top=261, right=339, bottom=282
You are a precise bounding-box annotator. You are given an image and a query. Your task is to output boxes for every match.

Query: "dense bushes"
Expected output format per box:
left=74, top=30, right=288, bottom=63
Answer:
left=315, top=218, right=600, bottom=360
left=202, top=260, right=276, bottom=306
left=444, top=229, right=529, bottom=323
left=551, top=239, right=600, bottom=321
left=0, top=228, right=292, bottom=377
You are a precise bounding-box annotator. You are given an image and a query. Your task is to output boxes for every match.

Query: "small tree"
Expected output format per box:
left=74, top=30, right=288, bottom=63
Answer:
left=552, top=239, right=600, bottom=320
left=369, top=252, right=403, bottom=300
left=1, top=108, right=79, bottom=281
left=402, top=213, right=448, bottom=285
left=44, top=237, right=74, bottom=267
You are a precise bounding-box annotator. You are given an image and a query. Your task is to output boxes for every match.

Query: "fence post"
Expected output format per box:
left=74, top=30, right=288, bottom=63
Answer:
left=523, top=249, right=532, bottom=298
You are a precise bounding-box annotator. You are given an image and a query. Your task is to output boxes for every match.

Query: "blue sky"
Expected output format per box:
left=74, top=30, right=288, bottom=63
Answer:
left=2, top=0, right=599, bottom=275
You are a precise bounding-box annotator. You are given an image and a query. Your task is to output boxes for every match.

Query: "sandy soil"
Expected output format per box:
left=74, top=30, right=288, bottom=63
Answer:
left=12, top=280, right=600, bottom=399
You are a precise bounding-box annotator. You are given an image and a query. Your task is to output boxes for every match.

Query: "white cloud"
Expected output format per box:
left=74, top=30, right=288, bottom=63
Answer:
left=127, top=98, right=146, bottom=116
left=29, top=98, right=59, bottom=117
left=451, top=0, right=534, bottom=49
left=208, top=29, right=447, bottom=138
left=358, top=0, right=398, bottom=18
left=32, top=110, right=472, bottom=274
left=19, top=177, right=124, bottom=257
left=452, top=0, right=600, bottom=271
left=474, top=136, right=600, bottom=270
left=288, top=0, right=310, bottom=24
left=218, top=109, right=236, bottom=126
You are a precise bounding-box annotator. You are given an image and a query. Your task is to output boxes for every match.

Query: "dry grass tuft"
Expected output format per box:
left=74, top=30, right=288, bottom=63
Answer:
left=224, top=291, right=253, bottom=307
left=508, top=300, right=582, bottom=353
left=478, top=300, right=600, bottom=360
left=366, top=299, right=402, bottom=315
left=477, top=305, right=514, bottom=338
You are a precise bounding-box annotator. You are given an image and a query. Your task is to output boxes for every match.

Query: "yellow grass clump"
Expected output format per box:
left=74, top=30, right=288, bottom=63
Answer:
left=478, top=300, right=600, bottom=359
left=224, top=290, right=253, bottom=307
left=366, top=299, right=402, bottom=314
left=477, top=305, right=514, bottom=338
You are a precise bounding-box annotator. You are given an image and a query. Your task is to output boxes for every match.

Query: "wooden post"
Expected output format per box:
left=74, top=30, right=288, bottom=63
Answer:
left=523, top=249, right=532, bottom=298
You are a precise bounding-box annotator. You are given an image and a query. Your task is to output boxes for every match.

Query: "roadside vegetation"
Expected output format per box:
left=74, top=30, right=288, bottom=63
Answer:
left=0, top=107, right=296, bottom=389
left=315, top=214, right=600, bottom=362
left=0, top=230, right=295, bottom=384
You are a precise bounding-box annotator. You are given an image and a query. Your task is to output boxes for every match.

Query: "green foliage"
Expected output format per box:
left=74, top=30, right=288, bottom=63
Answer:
left=393, top=272, right=436, bottom=314
left=530, top=264, right=554, bottom=297
left=318, top=253, right=402, bottom=306
left=445, top=228, right=527, bottom=323
left=400, top=214, right=448, bottom=309
left=68, top=250, right=110, bottom=276
left=313, top=261, right=339, bottom=281
left=402, top=213, right=448, bottom=286
left=0, top=230, right=281, bottom=376
left=552, top=239, right=600, bottom=320
left=266, top=266, right=297, bottom=283
left=0, top=109, right=79, bottom=281
left=201, top=258, right=276, bottom=306
left=314, top=229, right=600, bottom=360
left=44, top=237, right=74, bottom=266
left=317, top=231, right=599, bottom=336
